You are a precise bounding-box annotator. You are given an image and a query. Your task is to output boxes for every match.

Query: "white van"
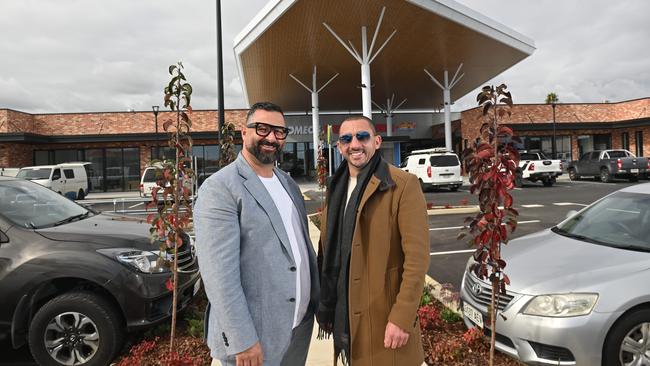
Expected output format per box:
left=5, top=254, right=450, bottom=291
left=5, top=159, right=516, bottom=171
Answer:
left=140, top=165, right=162, bottom=197
left=0, top=168, right=20, bottom=177
left=401, top=148, right=462, bottom=191
left=16, top=163, right=90, bottom=200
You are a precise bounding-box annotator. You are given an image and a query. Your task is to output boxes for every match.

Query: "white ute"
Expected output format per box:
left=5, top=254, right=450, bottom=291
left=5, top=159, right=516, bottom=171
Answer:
left=401, top=148, right=462, bottom=192
left=516, top=151, right=563, bottom=187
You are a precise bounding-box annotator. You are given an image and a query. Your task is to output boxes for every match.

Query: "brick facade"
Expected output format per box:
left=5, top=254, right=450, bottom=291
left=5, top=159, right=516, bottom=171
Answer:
left=458, top=98, right=650, bottom=159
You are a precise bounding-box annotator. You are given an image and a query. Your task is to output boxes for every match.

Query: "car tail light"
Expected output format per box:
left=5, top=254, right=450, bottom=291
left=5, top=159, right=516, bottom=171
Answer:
left=647, top=160, right=650, bottom=169
left=528, top=163, right=535, bottom=171
left=427, top=166, right=432, bottom=178
left=560, top=161, right=563, bottom=171
left=617, top=159, right=622, bottom=170
left=140, top=183, right=144, bottom=192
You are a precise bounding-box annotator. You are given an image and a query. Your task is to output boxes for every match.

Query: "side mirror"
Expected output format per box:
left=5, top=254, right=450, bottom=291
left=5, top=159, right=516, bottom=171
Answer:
left=565, top=210, right=578, bottom=220
left=0, top=231, right=9, bottom=244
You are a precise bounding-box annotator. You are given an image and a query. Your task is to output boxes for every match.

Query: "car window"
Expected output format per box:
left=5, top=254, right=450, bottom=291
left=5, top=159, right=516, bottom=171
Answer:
left=399, top=156, right=409, bottom=168
left=556, top=191, right=650, bottom=248
left=590, top=152, right=600, bottom=160
left=16, top=168, right=52, bottom=180
left=142, top=168, right=161, bottom=183
left=52, top=169, right=61, bottom=180
left=579, top=153, right=589, bottom=162
left=430, top=155, right=459, bottom=167
left=608, top=151, right=627, bottom=158
left=417, top=158, right=426, bottom=165
left=520, top=153, right=539, bottom=160
left=63, top=169, right=75, bottom=179
left=0, top=180, right=89, bottom=229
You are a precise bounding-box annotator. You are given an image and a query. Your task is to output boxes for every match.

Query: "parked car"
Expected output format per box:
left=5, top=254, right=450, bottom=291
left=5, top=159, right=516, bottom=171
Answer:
left=16, top=162, right=91, bottom=200
left=140, top=165, right=162, bottom=197
left=0, top=176, right=201, bottom=366
left=460, top=183, right=650, bottom=366
left=567, top=149, right=649, bottom=183
left=401, top=148, right=462, bottom=191
left=515, top=151, right=563, bottom=187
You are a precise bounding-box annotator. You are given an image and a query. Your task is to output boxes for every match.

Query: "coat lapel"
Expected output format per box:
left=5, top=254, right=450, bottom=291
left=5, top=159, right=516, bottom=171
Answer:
left=236, top=155, right=295, bottom=264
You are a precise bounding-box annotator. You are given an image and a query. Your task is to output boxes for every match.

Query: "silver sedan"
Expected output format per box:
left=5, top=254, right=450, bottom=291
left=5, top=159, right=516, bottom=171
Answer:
left=460, top=183, right=650, bottom=366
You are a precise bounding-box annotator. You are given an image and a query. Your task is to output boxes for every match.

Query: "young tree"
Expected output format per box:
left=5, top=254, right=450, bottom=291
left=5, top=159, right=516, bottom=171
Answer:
left=147, top=62, right=195, bottom=351
left=460, top=84, right=520, bottom=366
left=218, top=120, right=237, bottom=167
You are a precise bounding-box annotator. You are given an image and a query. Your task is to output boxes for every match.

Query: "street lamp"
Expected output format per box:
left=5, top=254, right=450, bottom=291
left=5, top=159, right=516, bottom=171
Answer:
left=152, top=105, right=160, bottom=159
left=551, top=102, right=557, bottom=159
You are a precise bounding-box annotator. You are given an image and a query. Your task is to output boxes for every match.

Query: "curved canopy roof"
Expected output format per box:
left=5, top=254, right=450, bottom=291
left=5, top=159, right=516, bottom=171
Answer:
left=234, top=0, right=535, bottom=112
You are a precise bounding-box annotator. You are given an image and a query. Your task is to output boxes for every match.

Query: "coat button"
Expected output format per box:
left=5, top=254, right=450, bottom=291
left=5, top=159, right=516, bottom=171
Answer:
left=289, top=298, right=295, bottom=302
left=289, top=266, right=296, bottom=272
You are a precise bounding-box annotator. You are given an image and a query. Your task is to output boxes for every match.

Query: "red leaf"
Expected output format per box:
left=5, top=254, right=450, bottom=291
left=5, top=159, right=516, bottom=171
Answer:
left=165, top=277, right=174, bottom=292
left=503, top=274, right=511, bottom=285
left=504, top=193, right=513, bottom=207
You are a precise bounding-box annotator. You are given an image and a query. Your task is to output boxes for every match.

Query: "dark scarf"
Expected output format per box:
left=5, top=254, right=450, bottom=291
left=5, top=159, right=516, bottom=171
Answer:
left=317, top=153, right=382, bottom=365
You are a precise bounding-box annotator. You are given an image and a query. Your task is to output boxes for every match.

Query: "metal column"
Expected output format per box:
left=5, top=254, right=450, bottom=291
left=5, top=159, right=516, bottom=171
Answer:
left=324, top=6, right=396, bottom=119
left=424, top=64, right=464, bottom=151
left=290, top=66, right=339, bottom=168
left=373, top=94, right=407, bottom=137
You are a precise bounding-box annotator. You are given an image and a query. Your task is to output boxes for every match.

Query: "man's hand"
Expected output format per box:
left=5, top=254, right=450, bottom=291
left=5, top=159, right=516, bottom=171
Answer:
left=384, top=322, right=409, bottom=349
left=235, top=341, right=263, bottom=366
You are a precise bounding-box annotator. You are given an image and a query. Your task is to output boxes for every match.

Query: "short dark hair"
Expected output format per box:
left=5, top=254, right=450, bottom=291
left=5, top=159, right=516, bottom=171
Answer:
left=246, top=102, right=284, bottom=122
left=340, top=115, right=376, bottom=134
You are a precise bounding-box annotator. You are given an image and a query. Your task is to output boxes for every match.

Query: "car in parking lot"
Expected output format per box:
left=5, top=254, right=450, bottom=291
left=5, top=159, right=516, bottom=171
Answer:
left=0, top=176, right=201, bottom=366
left=401, top=148, right=463, bottom=191
left=460, top=182, right=650, bottom=366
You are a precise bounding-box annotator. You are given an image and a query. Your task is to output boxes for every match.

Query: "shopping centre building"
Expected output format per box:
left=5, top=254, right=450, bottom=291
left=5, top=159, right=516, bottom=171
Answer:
left=2, top=97, right=649, bottom=192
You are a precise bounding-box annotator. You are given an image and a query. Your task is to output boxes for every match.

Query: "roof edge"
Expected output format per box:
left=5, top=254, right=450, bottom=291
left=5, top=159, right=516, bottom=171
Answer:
left=407, top=0, right=535, bottom=55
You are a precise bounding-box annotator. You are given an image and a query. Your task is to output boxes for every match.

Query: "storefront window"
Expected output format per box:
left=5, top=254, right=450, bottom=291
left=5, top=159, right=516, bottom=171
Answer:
left=622, top=132, right=630, bottom=151
left=105, top=149, right=124, bottom=192
left=123, top=148, right=140, bottom=191
left=635, top=131, right=644, bottom=157
left=85, top=149, right=104, bottom=192
left=54, top=149, right=82, bottom=164
left=34, top=150, right=51, bottom=165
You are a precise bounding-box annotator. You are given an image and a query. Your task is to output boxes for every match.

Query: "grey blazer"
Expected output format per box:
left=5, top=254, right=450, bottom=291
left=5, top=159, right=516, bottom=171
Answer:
left=194, top=154, right=319, bottom=364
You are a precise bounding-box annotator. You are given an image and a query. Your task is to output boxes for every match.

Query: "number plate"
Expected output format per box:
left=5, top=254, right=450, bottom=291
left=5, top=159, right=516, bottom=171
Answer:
left=631, top=169, right=639, bottom=173
left=463, top=302, right=484, bottom=328
left=193, top=278, right=202, bottom=296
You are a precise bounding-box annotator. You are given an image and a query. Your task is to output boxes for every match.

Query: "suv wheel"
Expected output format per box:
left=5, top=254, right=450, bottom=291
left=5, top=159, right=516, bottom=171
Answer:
left=568, top=168, right=580, bottom=181
left=449, top=185, right=459, bottom=192
left=542, top=177, right=554, bottom=187
left=77, top=189, right=85, bottom=200
left=419, top=179, right=429, bottom=193
left=603, top=308, right=650, bottom=366
left=29, top=292, right=124, bottom=366
left=514, top=171, right=523, bottom=187
left=601, top=168, right=612, bottom=183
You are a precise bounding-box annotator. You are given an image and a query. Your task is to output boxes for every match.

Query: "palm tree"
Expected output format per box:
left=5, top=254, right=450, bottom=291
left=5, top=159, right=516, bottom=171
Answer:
left=545, top=92, right=559, bottom=104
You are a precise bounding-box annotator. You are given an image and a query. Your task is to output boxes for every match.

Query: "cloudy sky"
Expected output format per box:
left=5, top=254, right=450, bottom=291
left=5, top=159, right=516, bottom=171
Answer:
left=0, top=0, right=648, bottom=114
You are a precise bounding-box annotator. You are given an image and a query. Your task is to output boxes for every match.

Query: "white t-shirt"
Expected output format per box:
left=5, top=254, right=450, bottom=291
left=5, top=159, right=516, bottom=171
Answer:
left=260, top=173, right=311, bottom=328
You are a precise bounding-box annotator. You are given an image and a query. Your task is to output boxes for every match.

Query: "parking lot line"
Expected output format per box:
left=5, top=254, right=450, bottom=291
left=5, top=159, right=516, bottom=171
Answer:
left=428, top=219, right=541, bottom=231
left=128, top=202, right=144, bottom=209
left=553, top=202, right=588, bottom=206
left=521, top=204, right=544, bottom=208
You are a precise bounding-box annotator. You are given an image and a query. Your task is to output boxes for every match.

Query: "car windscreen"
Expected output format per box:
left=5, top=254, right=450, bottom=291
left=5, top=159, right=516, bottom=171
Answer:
left=554, top=191, right=650, bottom=250
left=429, top=155, right=459, bottom=167
left=520, top=153, right=539, bottom=160
left=0, top=180, right=89, bottom=229
left=16, top=168, right=52, bottom=180
left=142, top=168, right=161, bottom=183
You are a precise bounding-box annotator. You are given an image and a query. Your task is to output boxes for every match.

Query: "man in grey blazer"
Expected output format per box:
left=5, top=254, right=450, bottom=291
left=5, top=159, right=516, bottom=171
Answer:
left=194, top=102, right=319, bottom=366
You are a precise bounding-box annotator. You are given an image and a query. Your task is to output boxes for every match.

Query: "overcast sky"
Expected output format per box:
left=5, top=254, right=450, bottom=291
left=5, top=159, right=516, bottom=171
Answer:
left=0, top=0, right=648, bottom=114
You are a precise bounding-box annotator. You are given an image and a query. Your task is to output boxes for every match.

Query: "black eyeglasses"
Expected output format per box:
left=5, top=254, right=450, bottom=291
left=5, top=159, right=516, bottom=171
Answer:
left=338, top=131, right=372, bottom=144
left=246, top=122, right=290, bottom=140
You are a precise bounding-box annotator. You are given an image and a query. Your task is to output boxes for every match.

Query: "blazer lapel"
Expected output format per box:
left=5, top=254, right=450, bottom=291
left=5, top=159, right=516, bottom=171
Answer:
left=236, top=155, right=295, bottom=264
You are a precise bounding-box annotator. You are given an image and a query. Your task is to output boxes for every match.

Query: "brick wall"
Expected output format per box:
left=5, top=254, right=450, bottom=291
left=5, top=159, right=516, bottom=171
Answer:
left=0, top=143, right=34, bottom=167
left=0, top=109, right=36, bottom=133
left=460, top=98, right=650, bottom=159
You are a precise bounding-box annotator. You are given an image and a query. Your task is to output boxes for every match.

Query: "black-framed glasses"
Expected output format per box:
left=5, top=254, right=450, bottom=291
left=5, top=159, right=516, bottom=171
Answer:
left=246, top=122, right=289, bottom=140
left=338, top=131, right=372, bottom=145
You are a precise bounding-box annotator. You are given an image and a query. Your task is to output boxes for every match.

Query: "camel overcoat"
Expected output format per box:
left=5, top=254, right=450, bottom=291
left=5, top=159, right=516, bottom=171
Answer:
left=319, top=160, right=430, bottom=366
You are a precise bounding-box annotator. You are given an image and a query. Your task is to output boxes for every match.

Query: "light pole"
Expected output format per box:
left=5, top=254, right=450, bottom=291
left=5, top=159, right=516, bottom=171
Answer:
left=551, top=102, right=557, bottom=159
left=152, top=105, right=160, bottom=159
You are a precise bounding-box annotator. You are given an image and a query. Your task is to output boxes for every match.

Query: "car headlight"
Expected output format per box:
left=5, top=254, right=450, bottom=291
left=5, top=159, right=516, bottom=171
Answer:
left=522, top=293, right=598, bottom=317
left=98, top=249, right=170, bottom=273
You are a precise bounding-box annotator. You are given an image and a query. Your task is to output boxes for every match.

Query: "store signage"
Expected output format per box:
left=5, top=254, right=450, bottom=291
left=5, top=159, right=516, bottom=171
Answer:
left=288, top=125, right=314, bottom=135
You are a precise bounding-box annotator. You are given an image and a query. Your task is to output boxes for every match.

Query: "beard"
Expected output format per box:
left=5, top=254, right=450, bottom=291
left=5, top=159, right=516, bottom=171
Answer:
left=247, top=139, right=281, bottom=164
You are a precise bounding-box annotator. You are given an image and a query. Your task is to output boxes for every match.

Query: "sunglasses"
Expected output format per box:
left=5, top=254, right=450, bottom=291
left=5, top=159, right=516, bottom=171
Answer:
left=338, top=131, right=372, bottom=144
left=246, top=122, right=289, bottom=140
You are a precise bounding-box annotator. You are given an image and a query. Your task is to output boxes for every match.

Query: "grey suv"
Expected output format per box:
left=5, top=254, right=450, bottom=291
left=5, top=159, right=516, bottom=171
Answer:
left=0, top=177, right=201, bottom=366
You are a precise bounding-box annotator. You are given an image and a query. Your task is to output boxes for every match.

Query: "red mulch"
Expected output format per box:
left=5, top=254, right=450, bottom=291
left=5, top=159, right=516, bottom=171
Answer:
left=113, top=290, right=522, bottom=365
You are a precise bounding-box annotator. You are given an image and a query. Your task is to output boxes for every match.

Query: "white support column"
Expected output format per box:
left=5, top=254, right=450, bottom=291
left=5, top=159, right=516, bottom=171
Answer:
left=324, top=6, right=396, bottom=120
left=372, top=94, right=407, bottom=137
left=424, top=63, right=464, bottom=152
left=290, top=66, right=339, bottom=169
